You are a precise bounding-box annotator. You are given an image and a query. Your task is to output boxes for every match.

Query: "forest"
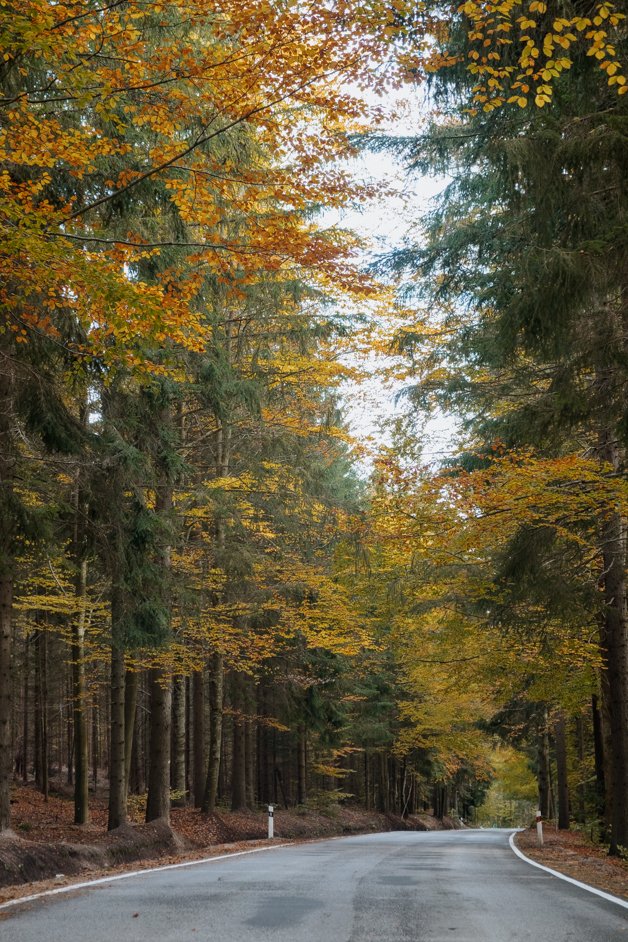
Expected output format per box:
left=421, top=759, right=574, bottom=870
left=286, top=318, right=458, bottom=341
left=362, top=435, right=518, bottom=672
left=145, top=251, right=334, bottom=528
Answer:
left=0, top=0, right=627, bottom=861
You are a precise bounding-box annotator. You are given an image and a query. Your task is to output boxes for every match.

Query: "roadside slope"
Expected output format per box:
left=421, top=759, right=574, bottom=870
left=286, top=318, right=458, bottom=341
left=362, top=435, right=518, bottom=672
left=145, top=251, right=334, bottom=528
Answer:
left=0, top=784, right=458, bottom=898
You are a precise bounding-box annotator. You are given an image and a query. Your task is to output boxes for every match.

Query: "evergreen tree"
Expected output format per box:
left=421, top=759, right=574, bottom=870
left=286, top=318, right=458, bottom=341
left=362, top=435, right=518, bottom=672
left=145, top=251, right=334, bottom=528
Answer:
left=373, top=22, right=628, bottom=849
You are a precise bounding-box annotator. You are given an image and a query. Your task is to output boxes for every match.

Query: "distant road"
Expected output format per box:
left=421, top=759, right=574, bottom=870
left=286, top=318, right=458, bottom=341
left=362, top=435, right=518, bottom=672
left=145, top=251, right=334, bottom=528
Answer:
left=2, top=829, right=627, bottom=941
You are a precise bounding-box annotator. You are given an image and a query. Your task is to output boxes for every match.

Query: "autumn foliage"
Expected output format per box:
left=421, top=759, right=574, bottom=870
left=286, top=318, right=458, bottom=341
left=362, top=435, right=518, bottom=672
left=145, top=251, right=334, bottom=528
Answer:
left=1, top=0, right=627, bottom=852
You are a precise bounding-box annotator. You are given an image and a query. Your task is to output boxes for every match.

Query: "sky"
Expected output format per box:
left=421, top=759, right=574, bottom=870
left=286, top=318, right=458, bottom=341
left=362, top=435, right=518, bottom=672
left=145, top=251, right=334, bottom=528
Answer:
left=325, top=92, right=457, bottom=471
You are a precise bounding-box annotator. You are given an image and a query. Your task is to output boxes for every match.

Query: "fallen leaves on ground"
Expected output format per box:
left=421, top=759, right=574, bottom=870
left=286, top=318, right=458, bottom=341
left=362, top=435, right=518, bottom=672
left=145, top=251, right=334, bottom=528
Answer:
left=516, top=826, right=628, bottom=902
left=0, top=783, right=449, bottom=901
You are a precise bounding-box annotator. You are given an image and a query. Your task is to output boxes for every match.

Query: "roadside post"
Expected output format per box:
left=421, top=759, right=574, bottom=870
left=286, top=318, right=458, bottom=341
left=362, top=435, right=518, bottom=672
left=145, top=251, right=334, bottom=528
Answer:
left=536, top=810, right=543, bottom=847
left=268, top=804, right=274, bottom=840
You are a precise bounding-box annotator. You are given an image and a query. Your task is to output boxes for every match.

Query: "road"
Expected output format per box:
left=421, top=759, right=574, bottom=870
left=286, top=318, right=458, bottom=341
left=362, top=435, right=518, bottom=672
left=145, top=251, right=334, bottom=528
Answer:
left=2, top=830, right=626, bottom=941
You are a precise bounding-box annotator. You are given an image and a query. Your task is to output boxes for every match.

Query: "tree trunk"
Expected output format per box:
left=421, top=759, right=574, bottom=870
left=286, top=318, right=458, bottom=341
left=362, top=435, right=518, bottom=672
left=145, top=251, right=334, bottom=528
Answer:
left=130, top=675, right=147, bottom=796
left=554, top=712, right=570, bottom=830
left=72, top=556, right=89, bottom=825
left=145, top=667, right=172, bottom=822
left=574, top=715, right=586, bottom=825
left=231, top=673, right=247, bottom=811
left=185, top=675, right=193, bottom=800
left=245, top=695, right=255, bottom=809
left=91, top=700, right=99, bottom=792
left=192, top=670, right=205, bottom=807
left=597, top=429, right=628, bottom=854
left=124, top=669, right=139, bottom=796
left=257, top=681, right=272, bottom=805
left=201, top=652, right=224, bottom=813
left=108, top=584, right=127, bottom=830
left=595, top=321, right=628, bottom=854
left=591, top=694, right=607, bottom=827
left=171, top=675, right=187, bottom=805
left=599, top=672, right=614, bottom=837
left=599, top=506, right=628, bottom=854
left=66, top=669, right=73, bottom=786
left=537, top=715, right=551, bottom=819
left=0, top=362, right=15, bottom=832
left=21, top=634, right=29, bottom=783
left=34, top=628, right=49, bottom=799
left=145, top=453, right=174, bottom=824
left=377, top=752, right=389, bottom=813
left=297, top=724, right=307, bottom=806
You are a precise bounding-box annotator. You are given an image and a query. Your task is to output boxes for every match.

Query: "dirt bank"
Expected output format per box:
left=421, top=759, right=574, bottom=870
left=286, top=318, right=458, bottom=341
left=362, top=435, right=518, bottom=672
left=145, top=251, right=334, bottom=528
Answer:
left=0, top=784, right=458, bottom=899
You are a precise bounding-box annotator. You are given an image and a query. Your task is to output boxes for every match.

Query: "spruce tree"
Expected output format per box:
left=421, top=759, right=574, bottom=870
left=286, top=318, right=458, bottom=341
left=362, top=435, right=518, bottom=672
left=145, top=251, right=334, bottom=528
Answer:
left=377, top=23, right=628, bottom=849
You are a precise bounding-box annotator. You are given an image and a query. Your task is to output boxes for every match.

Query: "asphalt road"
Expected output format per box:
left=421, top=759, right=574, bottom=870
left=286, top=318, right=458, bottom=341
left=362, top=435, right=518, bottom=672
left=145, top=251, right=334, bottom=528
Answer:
left=2, top=830, right=627, bottom=941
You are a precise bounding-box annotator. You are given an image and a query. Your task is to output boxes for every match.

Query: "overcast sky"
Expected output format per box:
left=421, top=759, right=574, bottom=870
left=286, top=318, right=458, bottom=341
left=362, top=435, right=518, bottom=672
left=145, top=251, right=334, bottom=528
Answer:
left=325, top=92, right=456, bottom=471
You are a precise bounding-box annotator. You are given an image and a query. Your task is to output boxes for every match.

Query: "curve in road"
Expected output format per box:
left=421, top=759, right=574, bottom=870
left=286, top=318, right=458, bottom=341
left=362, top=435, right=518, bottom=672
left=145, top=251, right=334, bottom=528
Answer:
left=1, top=829, right=626, bottom=941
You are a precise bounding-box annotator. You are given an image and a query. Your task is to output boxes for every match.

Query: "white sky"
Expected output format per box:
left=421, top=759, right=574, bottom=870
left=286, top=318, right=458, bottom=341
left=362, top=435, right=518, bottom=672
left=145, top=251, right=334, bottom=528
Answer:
left=324, top=92, right=457, bottom=471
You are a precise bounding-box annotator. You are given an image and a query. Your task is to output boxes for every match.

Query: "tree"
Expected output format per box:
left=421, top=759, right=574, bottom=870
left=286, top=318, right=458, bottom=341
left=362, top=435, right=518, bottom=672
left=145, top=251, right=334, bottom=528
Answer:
left=370, top=3, right=628, bottom=844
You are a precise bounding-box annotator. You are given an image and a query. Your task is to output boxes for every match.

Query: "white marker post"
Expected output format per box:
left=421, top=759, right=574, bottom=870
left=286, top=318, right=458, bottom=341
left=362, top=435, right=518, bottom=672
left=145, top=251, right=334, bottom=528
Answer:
left=536, top=810, right=543, bottom=847
left=268, top=804, right=274, bottom=840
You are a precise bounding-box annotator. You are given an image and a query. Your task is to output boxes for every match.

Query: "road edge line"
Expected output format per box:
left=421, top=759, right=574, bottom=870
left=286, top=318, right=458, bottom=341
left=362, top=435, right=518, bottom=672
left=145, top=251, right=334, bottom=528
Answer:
left=0, top=842, right=291, bottom=913
left=508, top=830, right=628, bottom=910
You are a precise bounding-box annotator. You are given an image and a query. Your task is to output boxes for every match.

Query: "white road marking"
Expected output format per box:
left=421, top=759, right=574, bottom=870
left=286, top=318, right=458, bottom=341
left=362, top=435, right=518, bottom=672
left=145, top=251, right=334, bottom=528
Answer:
left=508, top=830, right=628, bottom=910
left=0, top=843, right=291, bottom=913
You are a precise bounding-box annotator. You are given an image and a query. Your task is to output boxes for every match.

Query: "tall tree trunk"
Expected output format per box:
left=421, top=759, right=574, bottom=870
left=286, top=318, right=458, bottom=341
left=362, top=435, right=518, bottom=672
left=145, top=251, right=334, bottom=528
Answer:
left=599, top=673, right=614, bottom=837
left=297, top=724, right=307, bottom=806
left=574, top=715, right=586, bottom=825
left=192, top=670, right=205, bottom=807
left=257, top=681, right=272, bottom=805
left=537, top=715, right=551, bottom=819
left=597, top=431, right=628, bottom=854
left=124, top=669, right=139, bottom=797
left=66, top=669, right=73, bottom=786
left=171, top=675, right=187, bottom=805
left=91, top=700, right=99, bottom=792
left=108, top=583, right=127, bottom=830
left=185, top=675, right=193, bottom=800
left=145, top=666, right=172, bottom=822
left=145, top=436, right=174, bottom=824
left=591, top=693, right=607, bottom=828
left=377, top=752, right=389, bottom=813
left=130, top=675, right=147, bottom=796
left=200, top=400, right=231, bottom=815
left=202, top=652, right=224, bottom=813
left=231, top=673, right=247, bottom=811
left=245, top=687, right=255, bottom=809
left=33, top=633, right=41, bottom=794
left=599, top=506, right=628, bottom=854
left=0, top=361, right=15, bottom=832
left=34, top=627, right=49, bottom=799
left=21, top=633, right=29, bottom=783
left=554, top=712, right=570, bottom=830
left=595, top=315, right=628, bottom=854
left=72, top=556, right=89, bottom=825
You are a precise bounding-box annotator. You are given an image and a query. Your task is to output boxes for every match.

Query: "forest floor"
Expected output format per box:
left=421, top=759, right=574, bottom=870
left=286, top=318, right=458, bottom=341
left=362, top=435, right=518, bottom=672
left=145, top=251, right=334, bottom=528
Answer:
left=0, top=783, right=453, bottom=900
left=515, top=826, right=628, bottom=902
